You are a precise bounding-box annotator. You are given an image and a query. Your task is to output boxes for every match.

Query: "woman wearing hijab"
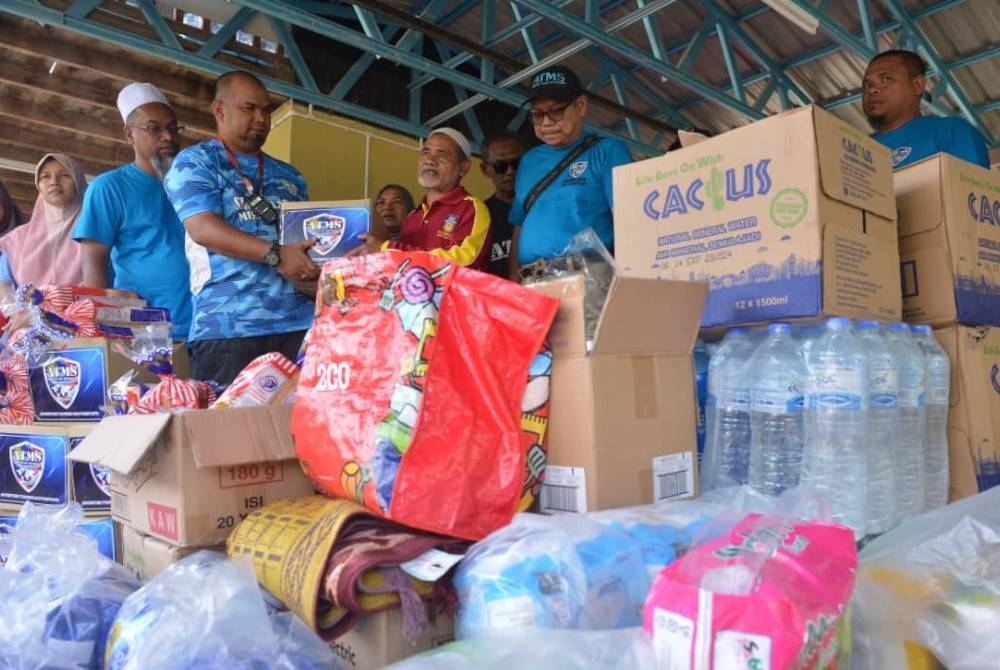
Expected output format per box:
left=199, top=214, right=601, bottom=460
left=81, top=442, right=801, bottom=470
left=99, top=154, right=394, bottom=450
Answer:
left=0, top=153, right=86, bottom=302
left=0, top=180, right=27, bottom=236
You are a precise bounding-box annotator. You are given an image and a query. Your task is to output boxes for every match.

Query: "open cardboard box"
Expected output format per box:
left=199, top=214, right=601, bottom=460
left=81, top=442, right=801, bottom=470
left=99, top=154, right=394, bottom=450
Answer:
left=528, top=274, right=707, bottom=513
left=69, top=404, right=315, bottom=546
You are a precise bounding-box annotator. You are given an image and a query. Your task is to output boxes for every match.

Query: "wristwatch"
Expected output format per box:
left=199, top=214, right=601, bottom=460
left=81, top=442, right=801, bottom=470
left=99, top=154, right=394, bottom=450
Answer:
left=263, top=241, right=281, bottom=267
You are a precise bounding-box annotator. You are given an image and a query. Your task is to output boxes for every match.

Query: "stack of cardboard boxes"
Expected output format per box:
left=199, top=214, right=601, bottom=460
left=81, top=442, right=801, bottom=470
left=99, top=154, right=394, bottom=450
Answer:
left=894, top=154, right=1000, bottom=501
left=528, top=105, right=900, bottom=516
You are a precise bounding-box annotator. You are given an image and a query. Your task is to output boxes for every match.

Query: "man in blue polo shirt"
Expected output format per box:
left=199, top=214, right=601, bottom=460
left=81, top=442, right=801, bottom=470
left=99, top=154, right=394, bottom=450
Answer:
left=164, top=70, right=317, bottom=385
left=508, top=65, right=632, bottom=279
left=862, top=49, right=990, bottom=169
left=74, top=82, right=193, bottom=340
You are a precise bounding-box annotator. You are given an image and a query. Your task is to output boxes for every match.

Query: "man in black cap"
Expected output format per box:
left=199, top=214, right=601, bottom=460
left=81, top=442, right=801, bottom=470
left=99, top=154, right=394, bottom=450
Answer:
left=507, top=65, right=631, bottom=280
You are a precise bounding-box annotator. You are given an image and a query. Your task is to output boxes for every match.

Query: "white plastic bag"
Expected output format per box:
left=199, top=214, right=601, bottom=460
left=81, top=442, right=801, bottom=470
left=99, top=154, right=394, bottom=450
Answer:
left=105, top=551, right=338, bottom=670
left=852, top=486, right=1000, bottom=670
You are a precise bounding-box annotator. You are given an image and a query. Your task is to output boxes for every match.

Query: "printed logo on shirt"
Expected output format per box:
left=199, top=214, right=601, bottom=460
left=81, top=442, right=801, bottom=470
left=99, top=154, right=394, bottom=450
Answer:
left=437, top=214, right=459, bottom=240
left=891, top=147, right=912, bottom=167
left=276, top=179, right=301, bottom=198
left=491, top=239, right=511, bottom=262
left=569, top=161, right=589, bottom=179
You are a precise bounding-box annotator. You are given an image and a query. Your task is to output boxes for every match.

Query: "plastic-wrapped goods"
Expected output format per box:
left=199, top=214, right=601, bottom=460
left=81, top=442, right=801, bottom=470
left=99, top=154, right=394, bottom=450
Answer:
left=129, top=376, right=217, bottom=414
left=0, top=502, right=137, bottom=670
left=852, top=486, right=1000, bottom=670
left=0, top=350, right=34, bottom=425
left=454, top=504, right=716, bottom=638
left=883, top=322, right=927, bottom=520
left=384, top=627, right=656, bottom=670
left=210, top=352, right=299, bottom=409
left=295, top=251, right=558, bottom=540
left=802, top=317, right=868, bottom=539
left=748, top=323, right=806, bottom=497
left=701, top=328, right=755, bottom=492
left=911, top=324, right=950, bottom=511
left=105, top=551, right=338, bottom=670
left=643, top=513, right=857, bottom=670
left=856, top=321, right=899, bottom=535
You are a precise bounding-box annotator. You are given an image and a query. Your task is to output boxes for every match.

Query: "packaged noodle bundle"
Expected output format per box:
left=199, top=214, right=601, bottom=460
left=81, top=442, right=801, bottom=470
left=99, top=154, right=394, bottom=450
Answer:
left=643, top=513, right=857, bottom=670
left=37, top=284, right=146, bottom=313
left=210, top=352, right=299, bottom=409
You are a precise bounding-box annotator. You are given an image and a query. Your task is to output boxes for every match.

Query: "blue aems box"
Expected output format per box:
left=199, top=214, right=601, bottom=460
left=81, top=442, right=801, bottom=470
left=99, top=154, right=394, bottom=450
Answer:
left=28, top=338, right=138, bottom=422
left=69, top=428, right=111, bottom=512
left=280, top=199, right=371, bottom=264
left=0, top=425, right=70, bottom=510
left=0, top=515, right=116, bottom=564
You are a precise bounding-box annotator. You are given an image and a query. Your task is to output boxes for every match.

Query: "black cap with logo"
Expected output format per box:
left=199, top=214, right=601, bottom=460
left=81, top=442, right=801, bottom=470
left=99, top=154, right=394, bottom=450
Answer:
left=527, top=65, right=584, bottom=103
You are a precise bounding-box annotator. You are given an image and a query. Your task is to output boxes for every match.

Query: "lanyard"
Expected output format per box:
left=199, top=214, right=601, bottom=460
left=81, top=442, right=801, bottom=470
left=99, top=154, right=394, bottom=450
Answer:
left=217, top=136, right=264, bottom=195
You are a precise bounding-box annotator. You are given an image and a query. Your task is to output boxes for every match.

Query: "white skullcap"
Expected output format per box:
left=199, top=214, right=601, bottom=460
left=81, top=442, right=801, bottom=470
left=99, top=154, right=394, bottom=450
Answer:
left=428, top=127, right=472, bottom=160
left=117, top=82, right=172, bottom=122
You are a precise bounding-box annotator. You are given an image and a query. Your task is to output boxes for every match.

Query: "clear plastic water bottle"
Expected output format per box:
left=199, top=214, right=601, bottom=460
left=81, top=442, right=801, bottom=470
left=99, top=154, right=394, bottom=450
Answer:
left=884, top=322, right=926, bottom=520
left=802, top=317, right=868, bottom=539
left=912, top=325, right=950, bottom=511
left=693, top=339, right=711, bottom=469
left=856, top=321, right=899, bottom=535
left=702, top=328, right=756, bottom=491
left=748, top=323, right=806, bottom=497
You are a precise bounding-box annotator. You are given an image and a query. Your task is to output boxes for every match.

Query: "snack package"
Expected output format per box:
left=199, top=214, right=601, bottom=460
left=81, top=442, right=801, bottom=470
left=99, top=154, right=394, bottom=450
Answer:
left=105, top=551, right=336, bottom=670
left=129, top=376, right=216, bottom=415
left=0, top=351, right=34, bottom=425
left=643, top=514, right=857, bottom=670
left=210, top=352, right=299, bottom=410
left=105, top=370, right=150, bottom=417
left=37, top=285, right=147, bottom=313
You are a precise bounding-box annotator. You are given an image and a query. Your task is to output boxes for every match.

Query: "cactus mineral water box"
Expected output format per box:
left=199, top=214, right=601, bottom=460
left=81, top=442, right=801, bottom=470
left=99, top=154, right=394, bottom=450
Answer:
left=0, top=424, right=70, bottom=511
left=280, top=199, right=370, bottom=264
left=613, top=105, right=900, bottom=328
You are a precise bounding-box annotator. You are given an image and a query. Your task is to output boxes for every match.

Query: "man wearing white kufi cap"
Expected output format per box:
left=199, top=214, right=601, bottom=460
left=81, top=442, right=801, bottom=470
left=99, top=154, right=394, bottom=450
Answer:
left=73, top=81, right=193, bottom=340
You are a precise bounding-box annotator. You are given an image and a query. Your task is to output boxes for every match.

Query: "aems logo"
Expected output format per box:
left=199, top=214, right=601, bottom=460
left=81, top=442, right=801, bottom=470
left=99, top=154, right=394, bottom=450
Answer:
left=9, top=441, right=45, bottom=493
left=90, top=464, right=112, bottom=497
left=642, top=160, right=772, bottom=220
left=303, top=213, right=346, bottom=256
left=43, top=356, right=81, bottom=410
left=967, top=192, right=1000, bottom=227
left=531, top=71, right=566, bottom=87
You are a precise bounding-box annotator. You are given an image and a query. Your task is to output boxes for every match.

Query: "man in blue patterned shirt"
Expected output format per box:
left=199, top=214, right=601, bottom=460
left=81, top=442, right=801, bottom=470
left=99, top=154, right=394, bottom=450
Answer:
left=164, top=71, right=317, bottom=385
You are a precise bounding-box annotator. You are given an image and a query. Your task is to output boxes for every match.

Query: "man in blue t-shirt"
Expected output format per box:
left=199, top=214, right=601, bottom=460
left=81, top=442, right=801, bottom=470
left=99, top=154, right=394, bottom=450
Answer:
left=74, top=82, right=193, bottom=340
left=508, top=65, right=632, bottom=279
left=862, top=49, right=990, bottom=169
left=164, top=71, right=317, bottom=386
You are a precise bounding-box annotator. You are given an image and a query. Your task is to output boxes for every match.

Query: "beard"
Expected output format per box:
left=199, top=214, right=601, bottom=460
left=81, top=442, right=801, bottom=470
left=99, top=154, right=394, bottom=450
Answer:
left=150, top=154, right=174, bottom=179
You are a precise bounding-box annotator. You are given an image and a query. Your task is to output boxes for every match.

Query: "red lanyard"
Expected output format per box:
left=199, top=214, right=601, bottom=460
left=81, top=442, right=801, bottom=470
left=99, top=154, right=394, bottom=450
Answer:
left=216, top=136, right=264, bottom=195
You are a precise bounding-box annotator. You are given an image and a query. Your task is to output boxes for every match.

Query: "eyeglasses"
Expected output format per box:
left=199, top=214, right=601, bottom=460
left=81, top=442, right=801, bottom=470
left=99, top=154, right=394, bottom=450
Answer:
left=529, top=101, right=574, bottom=125
left=488, top=158, right=521, bottom=174
left=128, top=122, right=184, bottom=136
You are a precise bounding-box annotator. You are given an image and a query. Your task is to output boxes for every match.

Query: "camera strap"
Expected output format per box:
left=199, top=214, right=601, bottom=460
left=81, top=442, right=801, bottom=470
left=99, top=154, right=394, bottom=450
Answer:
left=216, top=136, right=264, bottom=195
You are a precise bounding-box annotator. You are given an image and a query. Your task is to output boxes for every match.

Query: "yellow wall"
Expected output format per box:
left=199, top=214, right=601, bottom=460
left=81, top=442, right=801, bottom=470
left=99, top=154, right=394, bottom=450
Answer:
left=264, top=101, right=495, bottom=203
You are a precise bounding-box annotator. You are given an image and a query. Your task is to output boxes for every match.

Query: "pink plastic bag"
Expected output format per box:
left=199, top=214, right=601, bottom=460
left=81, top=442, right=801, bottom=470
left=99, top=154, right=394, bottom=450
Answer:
left=642, top=514, right=857, bottom=670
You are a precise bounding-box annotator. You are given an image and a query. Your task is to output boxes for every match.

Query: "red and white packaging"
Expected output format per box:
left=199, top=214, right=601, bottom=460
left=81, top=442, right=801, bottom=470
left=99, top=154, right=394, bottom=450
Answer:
left=210, top=352, right=299, bottom=410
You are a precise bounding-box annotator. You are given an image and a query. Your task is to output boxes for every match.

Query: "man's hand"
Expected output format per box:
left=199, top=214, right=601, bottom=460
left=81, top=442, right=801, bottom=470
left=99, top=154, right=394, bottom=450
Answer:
left=346, top=233, right=386, bottom=257
left=290, top=276, right=318, bottom=299
left=277, top=239, right=319, bottom=283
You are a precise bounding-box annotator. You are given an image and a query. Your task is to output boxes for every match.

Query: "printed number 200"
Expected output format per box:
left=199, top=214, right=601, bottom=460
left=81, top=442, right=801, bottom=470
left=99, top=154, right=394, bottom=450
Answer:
left=316, top=361, right=351, bottom=391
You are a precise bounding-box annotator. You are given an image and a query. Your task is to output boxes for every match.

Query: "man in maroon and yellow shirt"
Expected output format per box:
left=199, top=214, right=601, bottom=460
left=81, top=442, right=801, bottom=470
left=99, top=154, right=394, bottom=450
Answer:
left=352, top=127, right=491, bottom=270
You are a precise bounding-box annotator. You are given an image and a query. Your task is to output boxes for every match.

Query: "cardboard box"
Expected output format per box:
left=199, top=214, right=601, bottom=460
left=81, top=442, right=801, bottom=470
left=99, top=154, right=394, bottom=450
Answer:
left=68, top=405, right=315, bottom=546
left=528, top=275, right=707, bottom=513
left=896, top=154, right=1000, bottom=326
left=934, top=326, right=1000, bottom=501
left=280, top=199, right=370, bottom=263
left=1, top=515, right=116, bottom=564
left=119, top=523, right=214, bottom=581
left=330, top=607, right=455, bottom=670
left=613, top=105, right=900, bottom=328
left=27, top=338, right=191, bottom=422
left=0, top=424, right=70, bottom=511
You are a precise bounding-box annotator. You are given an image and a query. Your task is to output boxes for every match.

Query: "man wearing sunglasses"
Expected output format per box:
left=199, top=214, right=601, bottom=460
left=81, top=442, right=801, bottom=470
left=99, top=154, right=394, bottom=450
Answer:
left=508, top=65, right=632, bottom=280
left=479, top=133, right=524, bottom=278
left=74, top=82, right=193, bottom=341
